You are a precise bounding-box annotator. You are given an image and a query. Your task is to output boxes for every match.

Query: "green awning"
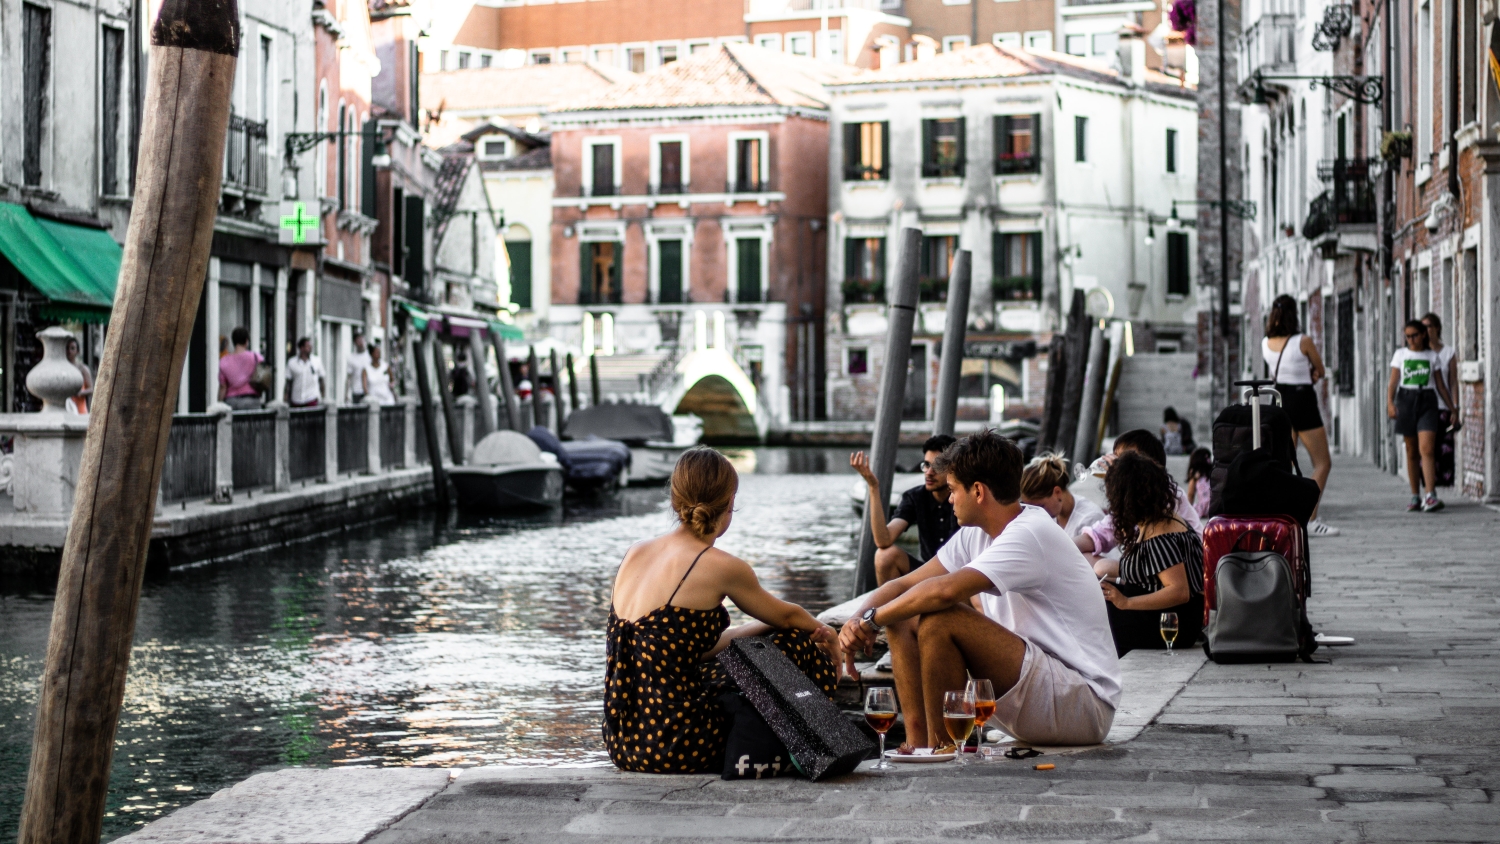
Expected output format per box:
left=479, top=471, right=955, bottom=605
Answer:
left=0, top=202, right=120, bottom=319
left=401, top=303, right=431, bottom=332
left=488, top=320, right=524, bottom=343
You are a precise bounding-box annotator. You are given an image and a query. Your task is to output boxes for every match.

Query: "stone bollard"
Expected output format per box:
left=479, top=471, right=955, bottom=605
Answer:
left=26, top=326, right=84, bottom=413
left=403, top=398, right=417, bottom=468
left=209, top=402, right=234, bottom=504
left=8, top=415, right=89, bottom=515
left=324, top=403, right=339, bottom=480
left=271, top=401, right=290, bottom=492
left=456, top=395, right=477, bottom=463
left=366, top=395, right=382, bottom=474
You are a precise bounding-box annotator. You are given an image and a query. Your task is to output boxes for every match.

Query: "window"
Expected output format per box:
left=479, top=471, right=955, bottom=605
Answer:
left=479, top=137, right=510, bottom=160
left=993, top=232, right=1041, bottom=301
left=993, top=32, right=1021, bottom=47
left=260, top=36, right=273, bottom=122
left=843, top=237, right=885, bottom=302
left=1463, top=0, right=1478, bottom=124
left=658, top=239, right=683, bottom=303
left=817, top=30, right=844, bottom=62
left=943, top=36, right=970, bottom=52
left=529, top=50, right=552, bottom=65
left=403, top=194, right=425, bottom=289
left=657, top=44, right=678, bottom=65
left=657, top=140, right=684, bottom=193
left=592, top=47, right=615, bottom=66
left=458, top=52, right=471, bottom=69
left=438, top=50, right=448, bottom=71
left=508, top=240, right=532, bottom=309
left=843, top=121, right=888, bottom=180
left=337, top=103, right=348, bottom=208
left=587, top=141, right=617, bottom=196
left=1025, top=31, right=1053, bottom=51
left=560, top=48, right=584, bottom=63
left=627, top=47, right=646, bottom=72
left=581, top=241, right=622, bottom=304
left=1065, top=34, right=1087, bottom=56
left=922, top=118, right=965, bottom=177
left=1091, top=32, right=1117, bottom=56
left=1166, top=231, right=1190, bottom=296
left=995, top=114, right=1039, bottom=174
left=1336, top=290, right=1354, bottom=395
left=755, top=34, right=782, bottom=51
left=736, top=238, right=763, bottom=302
left=1074, top=116, right=1088, bottom=162
left=101, top=26, right=124, bottom=196
left=689, top=41, right=712, bottom=55
left=1417, top=0, right=1431, bottom=163
left=480, top=53, right=493, bottom=68
left=847, top=348, right=869, bottom=375
left=787, top=33, right=812, bottom=56
left=23, top=3, right=49, bottom=187
left=733, top=136, right=764, bottom=192
left=1166, top=128, right=1178, bottom=173
left=919, top=235, right=957, bottom=300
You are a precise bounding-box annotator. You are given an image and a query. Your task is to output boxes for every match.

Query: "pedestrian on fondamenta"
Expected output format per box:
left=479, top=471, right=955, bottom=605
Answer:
left=285, top=336, right=327, bottom=408
left=851, top=434, right=959, bottom=585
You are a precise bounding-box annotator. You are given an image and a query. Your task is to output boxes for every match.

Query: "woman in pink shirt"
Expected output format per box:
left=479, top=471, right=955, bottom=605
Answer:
left=218, top=326, right=264, bottom=411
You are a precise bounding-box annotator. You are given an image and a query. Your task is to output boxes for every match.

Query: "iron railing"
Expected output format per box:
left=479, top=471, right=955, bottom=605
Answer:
left=161, top=415, right=218, bottom=501
left=337, top=405, right=369, bottom=475
left=289, top=407, right=325, bottom=481
left=1302, top=159, right=1376, bottom=239
left=231, top=410, right=276, bottom=490
left=380, top=405, right=406, bottom=469
left=224, top=114, right=269, bottom=195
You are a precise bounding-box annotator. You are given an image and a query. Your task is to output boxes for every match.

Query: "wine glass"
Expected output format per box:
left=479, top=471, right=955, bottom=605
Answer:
left=864, top=687, right=898, bottom=772
left=1160, top=612, right=1180, bottom=655
left=967, top=678, right=996, bottom=760
left=941, top=690, right=975, bottom=767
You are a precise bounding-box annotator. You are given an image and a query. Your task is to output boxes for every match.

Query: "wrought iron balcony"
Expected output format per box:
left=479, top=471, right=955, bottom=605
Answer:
left=1302, top=159, right=1376, bottom=240
left=223, top=114, right=268, bottom=195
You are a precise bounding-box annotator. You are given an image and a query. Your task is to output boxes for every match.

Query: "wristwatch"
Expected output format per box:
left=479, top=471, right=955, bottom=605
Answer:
left=860, top=607, right=883, bottom=633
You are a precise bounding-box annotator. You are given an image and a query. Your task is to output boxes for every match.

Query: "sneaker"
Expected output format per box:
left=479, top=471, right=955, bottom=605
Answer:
left=1422, top=494, right=1445, bottom=512
left=1407, top=495, right=1423, bottom=512
left=1308, top=519, right=1341, bottom=537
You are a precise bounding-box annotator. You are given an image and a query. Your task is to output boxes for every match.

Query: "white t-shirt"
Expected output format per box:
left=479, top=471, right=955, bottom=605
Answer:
left=936, top=505, right=1122, bottom=707
left=1432, top=345, right=1456, bottom=409
left=286, top=355, right=326, bottom=405
left=1062, top=494, right=1106, bottom=538
left=363, top=362, right=397, bottom=405
left=347, top=348, right=372, bottom=396
left=1390, top=347, right=1440, bottom=392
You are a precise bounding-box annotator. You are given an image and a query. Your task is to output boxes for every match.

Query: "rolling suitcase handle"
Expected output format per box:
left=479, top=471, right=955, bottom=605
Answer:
left=1234, top=379, right=1281, bottom=450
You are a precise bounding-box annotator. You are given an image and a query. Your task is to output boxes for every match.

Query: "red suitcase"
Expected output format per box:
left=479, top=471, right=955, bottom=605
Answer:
left=1201, top=514, right=1309, bottom=629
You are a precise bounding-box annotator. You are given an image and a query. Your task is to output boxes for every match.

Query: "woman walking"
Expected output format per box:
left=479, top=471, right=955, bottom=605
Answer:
left=1387, top=320, right=1459, bottom=512
left=604, top=447, right=841, bottom=773
left=1262, top=295, right=1338, bottom=536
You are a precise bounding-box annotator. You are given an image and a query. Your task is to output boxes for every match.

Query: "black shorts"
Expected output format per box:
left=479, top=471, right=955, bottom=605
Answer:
left=1395, top=388, right=1442, bottom=437
left=1276, top=384, right=1324, bottom=432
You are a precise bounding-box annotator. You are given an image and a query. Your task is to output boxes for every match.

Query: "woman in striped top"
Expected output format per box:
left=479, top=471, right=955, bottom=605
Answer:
left=1097, top=452, right=1205, bottom=656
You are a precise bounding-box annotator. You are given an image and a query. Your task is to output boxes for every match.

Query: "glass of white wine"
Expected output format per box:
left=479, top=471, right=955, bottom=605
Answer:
left=864, top=687, right=898, bottom=772
left=1160, top=612, right=1180, bottom=655
left=942, top=690, right=975, bottom=767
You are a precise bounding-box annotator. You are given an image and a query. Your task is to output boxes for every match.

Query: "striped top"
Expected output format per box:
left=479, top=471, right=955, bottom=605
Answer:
left=1119, top=529, right=1205, bottom=596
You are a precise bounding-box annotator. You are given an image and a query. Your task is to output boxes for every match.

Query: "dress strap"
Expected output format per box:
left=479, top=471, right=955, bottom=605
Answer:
left=667, top=546, right=712, bottom=606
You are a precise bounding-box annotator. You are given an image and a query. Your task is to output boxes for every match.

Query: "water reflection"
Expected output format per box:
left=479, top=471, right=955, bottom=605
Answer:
left=0, top=449, right=865, bottom=841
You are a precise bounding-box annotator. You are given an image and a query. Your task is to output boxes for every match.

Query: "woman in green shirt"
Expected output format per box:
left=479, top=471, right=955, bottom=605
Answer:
left=1387, top=320, right=1459, bottom=512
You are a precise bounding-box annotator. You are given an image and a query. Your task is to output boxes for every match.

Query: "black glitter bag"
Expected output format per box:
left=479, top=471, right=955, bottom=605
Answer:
left=716, top=637, right=873, bottom=781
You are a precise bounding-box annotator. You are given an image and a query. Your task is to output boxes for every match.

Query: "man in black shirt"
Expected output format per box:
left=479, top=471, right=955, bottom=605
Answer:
left=851, top=434, right=959, bottom=585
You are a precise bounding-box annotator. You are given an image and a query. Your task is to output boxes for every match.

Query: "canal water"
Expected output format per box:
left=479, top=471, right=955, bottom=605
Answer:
left=0, top=447, right=914, bottom=841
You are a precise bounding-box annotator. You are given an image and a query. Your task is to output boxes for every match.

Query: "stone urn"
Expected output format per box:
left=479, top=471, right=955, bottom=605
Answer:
left=27, top=326, right=84, bottom=413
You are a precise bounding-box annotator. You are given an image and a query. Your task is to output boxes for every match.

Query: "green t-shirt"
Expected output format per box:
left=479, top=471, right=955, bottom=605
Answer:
left=1390, top=347, right=1439, bottom=390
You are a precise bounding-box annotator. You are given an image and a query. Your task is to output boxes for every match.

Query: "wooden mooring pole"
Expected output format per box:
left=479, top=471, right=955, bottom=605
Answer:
left=18, top=2, right=240, bottom=841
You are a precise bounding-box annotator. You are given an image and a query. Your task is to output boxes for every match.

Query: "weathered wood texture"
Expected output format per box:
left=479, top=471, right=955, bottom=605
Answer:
left=19, top=38, right=238, bottom=844
left=488, top=332, right=519, bottom=431
left=466, top=330, right=497, bottom=436
left=1053, top=289, right=1091, bottom=461
left=430, top=330, right=464, bottom=465
left=411, top=331, right=450, bottom=507
left=932, top=250, right=971, bottom=437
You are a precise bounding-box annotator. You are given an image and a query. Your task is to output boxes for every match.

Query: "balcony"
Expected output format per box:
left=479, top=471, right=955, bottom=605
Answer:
left=649, top=181, right=686, bottom=196
left=995, top=153, right=1039, bottom=176
left=843, top=164, right=888, bottom=182
left=223, top=114, right=268, bottom=195
left=1302, top=159, right=1376, bottom=244
left=579, top=183, right=618, bottom=198
left=726, top=178, right=768, bottom=194
left=1238, top=14, right=1296, bottom=83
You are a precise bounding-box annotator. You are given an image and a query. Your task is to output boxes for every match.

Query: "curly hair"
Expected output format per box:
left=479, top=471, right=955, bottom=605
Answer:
left=670, top=447, right=738, bottom=541
left=1104, top=451, right=1180, bottom=555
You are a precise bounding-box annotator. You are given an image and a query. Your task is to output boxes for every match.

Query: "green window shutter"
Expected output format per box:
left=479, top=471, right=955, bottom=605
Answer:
left=1167, top=232, right=1190, bottom=296
left=879, top=121, right=890, bottom=179
left=992, top=230, right=1004, bottom=280
left=737, top=238, right=761, bottom=302
left=610, top=241, right=623, bottom=304
left=658, top=239, right=682, bottom=303
left=1030, top=233, right=1043, bottom=300
left=872, top=237, right=885, bottom=284
left=361, top=119, right=378, bottom=219
left=508, top=241, right=532, bottom=309
left=956, top=117, right=966, bottom=173
left=921, top=119, right=934, bottom=176
left=578, top=241, right=593, bottom=305
left=844, top=237, right=859, bottom=281
left=403, top=195, right=424, bottom=291
left=994, top=115, right=1007, bottom=166
left=843, top=123, right=861, bottom=179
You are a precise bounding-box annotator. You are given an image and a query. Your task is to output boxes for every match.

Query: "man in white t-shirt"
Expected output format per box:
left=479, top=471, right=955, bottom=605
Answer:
left=346, top=330, right=371, bottom=404
left=840, top=431, right=1121, bottom=749
left=284, top=336, right=327, bottom=407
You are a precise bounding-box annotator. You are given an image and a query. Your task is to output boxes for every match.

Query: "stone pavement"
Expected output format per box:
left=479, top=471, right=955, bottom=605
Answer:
left=118, top=456, right=1500, bottom=843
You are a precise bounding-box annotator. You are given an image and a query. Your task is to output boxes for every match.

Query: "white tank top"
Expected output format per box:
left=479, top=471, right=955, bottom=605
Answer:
left=1263, top=335, right=1313, bottom=385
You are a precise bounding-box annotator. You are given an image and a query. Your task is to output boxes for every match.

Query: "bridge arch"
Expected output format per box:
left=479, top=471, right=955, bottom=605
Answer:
left=664, top=348, right=765, bottom=442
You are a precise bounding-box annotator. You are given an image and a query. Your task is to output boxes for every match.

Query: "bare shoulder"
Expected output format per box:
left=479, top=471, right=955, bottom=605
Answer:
left=699, top=546, right=754, bottom=578
left=1301, top=335, right=1318, bottom=353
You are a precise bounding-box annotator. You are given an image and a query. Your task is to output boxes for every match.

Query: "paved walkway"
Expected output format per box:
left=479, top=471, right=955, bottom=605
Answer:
left=120, top=456, right=1500, bottom=842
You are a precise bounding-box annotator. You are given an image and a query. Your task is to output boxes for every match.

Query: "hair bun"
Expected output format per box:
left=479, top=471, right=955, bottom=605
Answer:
left=670, top=448, right=739, bottom=540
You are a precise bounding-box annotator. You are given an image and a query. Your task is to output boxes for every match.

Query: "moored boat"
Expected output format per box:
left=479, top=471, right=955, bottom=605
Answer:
left=449, top=431, right=564, bottom=511
left=563, top=403, right=701, bottom=484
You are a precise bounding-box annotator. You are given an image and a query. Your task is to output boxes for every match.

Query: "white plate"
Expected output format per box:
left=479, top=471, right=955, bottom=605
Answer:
left=883, top=749, right=956, bottom=763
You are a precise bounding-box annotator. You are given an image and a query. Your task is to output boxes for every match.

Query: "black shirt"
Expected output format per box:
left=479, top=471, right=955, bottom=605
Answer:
left=891, top=484, right=959, bottom=563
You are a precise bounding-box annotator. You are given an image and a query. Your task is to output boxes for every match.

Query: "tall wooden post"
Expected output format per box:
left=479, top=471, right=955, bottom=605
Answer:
left=932, top=249, right=971, bottom=437
left=19, top=2, right=239, bottom=842
left=411, top=329, right=449, bottom=507
left=589, top=352, right=601, bottom=407
left=550, top=348, right=568, bottom=423
left=429, top=326, right=464, bottom=465
left=566, top=353, right=581, bottom=415
left=488, top=330, right=519, bottom=431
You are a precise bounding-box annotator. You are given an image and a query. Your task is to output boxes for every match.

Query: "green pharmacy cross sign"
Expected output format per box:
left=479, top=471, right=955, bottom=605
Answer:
left=280, top=203, right=319, bottom=243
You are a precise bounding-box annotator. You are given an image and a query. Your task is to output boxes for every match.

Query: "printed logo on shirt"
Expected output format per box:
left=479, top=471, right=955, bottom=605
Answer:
left=1401, top=358, right=1431, bottom=388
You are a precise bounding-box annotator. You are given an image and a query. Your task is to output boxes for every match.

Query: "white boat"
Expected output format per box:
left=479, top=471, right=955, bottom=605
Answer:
left=563, top=404, right=702, bottom=485
left=449, top=431, right=564, bottom=511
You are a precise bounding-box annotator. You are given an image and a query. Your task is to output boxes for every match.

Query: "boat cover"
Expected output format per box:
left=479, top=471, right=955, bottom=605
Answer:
left=563, top=403, right=674, bottom=446
left=529, top=426, right=629, bottom=486
left=471, top=430, right=545, bottom=466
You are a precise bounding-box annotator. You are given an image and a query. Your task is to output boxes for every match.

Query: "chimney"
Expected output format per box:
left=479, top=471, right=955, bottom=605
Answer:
left=1117, top=30, right=1146, bottom=85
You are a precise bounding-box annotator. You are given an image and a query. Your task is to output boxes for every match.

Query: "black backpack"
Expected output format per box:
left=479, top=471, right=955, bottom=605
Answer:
left=1207, top=401, right=1297, bottom=518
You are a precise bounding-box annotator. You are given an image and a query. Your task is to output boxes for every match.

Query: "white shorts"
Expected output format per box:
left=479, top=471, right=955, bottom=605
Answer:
left=993, top=640, right=1115, bottom=746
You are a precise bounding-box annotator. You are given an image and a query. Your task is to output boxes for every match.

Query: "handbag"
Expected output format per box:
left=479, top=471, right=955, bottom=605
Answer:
left=250, top=361, right=275, bottom=395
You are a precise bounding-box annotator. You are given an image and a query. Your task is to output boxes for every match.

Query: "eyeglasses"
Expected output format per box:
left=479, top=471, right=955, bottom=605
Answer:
left=919, top=461, right=934, bottom=471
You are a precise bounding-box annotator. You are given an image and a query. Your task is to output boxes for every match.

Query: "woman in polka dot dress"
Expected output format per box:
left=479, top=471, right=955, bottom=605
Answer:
left=604, top=447, right=843, bottom=774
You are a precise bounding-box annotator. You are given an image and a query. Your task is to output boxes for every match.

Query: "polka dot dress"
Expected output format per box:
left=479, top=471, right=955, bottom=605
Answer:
left=603, top=608, right=839, bottom=775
